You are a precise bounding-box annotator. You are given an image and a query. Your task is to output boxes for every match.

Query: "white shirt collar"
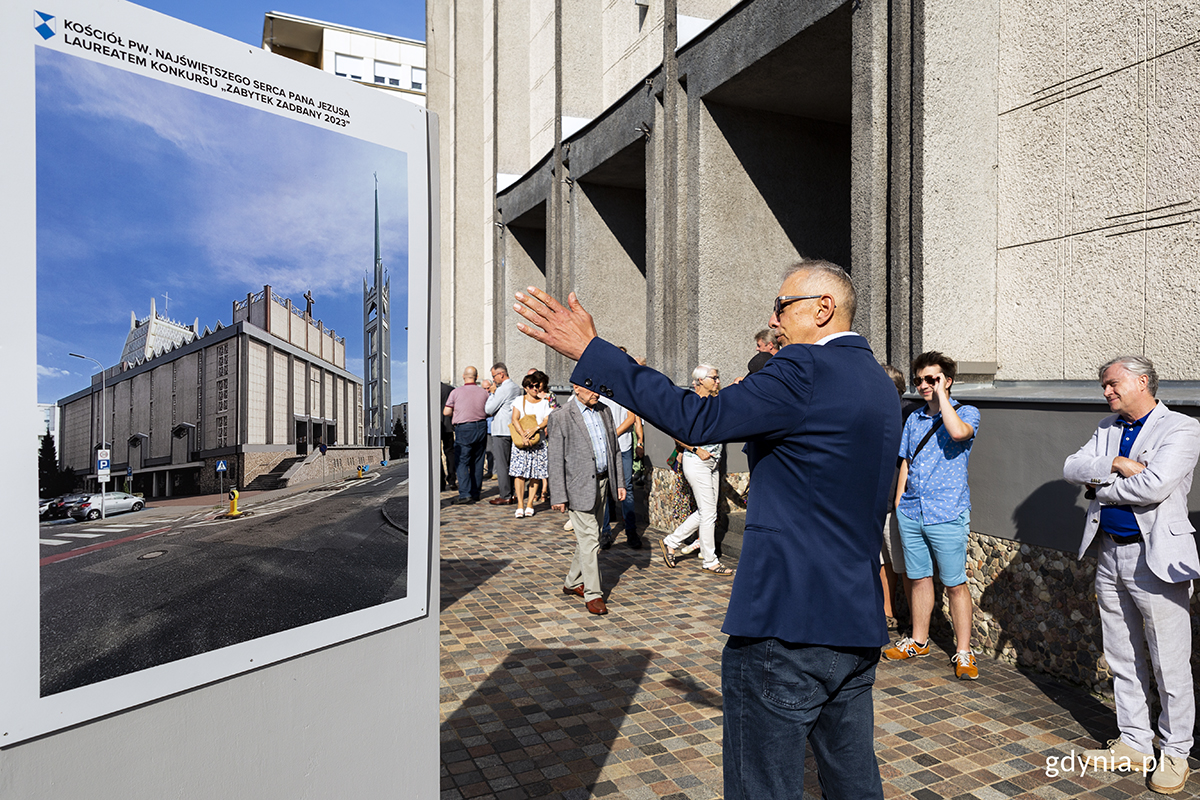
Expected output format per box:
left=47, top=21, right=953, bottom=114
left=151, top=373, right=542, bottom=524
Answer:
left=814, top=331, right=861, bottom=346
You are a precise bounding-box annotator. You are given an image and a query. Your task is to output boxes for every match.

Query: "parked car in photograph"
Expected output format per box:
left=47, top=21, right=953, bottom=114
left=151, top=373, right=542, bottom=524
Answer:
left=68, top=492, right=145, bottom=521
left=44, top=494, right=89, bottom=520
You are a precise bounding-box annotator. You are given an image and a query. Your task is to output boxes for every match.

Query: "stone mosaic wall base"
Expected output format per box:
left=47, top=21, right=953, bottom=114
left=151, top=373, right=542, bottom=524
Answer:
left=646, top=467, right=749, bottom=534
left=925, top=530, right=1200, bottom=702
left=646, top=468, right=1200, bottom=699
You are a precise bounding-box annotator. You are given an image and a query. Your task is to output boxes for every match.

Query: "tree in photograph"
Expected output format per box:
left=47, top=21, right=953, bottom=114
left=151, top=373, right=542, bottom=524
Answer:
left=38, top=429, right=59, bottom=498
left=389, top=419, right=408, bottom=459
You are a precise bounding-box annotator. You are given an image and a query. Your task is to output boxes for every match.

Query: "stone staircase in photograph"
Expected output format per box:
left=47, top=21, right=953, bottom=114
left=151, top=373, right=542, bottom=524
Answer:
left=244, top=456, right=306, bottom=491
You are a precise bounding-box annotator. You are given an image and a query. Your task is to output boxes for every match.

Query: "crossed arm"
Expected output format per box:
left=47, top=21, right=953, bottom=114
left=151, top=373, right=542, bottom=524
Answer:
left=1064, top=418, right=1200, bottom=506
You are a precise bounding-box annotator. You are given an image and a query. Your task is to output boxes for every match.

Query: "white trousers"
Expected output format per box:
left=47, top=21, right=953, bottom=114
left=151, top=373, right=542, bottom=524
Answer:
left=1095, top=536, right=1195, bottom=758
left=665, top=455, right=720, bottom=568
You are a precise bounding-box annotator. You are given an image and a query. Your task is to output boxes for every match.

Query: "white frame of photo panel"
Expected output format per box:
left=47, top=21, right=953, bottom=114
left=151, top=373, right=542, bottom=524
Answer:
left=1, top=0, right=436, bottom=745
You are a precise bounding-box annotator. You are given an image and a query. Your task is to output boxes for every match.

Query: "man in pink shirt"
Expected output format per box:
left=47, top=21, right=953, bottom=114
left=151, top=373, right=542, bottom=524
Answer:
left=443, top=366, right=490, bottom=504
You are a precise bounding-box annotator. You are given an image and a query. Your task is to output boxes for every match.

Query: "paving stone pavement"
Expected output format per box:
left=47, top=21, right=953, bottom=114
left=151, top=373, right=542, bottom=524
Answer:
left=439, top=489, right=1194, bottom=799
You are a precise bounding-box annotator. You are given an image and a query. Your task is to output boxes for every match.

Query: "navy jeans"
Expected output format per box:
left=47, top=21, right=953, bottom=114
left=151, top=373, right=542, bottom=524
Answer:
left=723, top=636, right=883, bottom=800
left=453, top=420, right=487, bottom=500
left=602, top=448, right=637, bottom=540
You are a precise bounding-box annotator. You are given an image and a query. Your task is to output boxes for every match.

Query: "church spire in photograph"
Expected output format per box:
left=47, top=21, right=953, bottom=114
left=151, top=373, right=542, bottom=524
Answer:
left=363, top=174, right=391, bottom=447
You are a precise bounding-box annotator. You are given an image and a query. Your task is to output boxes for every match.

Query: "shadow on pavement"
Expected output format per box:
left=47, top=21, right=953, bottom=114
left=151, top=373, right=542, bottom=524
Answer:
left=442, top=558, right=513, bottom=612
left=441, top=648, right=653, bottom=799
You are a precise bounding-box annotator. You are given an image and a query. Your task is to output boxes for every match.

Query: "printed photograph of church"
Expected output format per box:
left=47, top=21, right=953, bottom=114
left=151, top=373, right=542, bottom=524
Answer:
left=35, top=45, right=408, bottom=500
left=56, top=286, right=376, bottom=497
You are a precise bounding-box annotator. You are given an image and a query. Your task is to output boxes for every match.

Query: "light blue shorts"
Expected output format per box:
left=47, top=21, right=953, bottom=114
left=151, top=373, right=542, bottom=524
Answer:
left=896, top=508, right=969, bottom=586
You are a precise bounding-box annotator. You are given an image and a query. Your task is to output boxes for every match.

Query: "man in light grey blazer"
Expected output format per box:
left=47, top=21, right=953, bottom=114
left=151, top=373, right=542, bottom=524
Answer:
left=1063, top=355, right=1200, bottom=795
left=548, top=383, right=626, bottom=615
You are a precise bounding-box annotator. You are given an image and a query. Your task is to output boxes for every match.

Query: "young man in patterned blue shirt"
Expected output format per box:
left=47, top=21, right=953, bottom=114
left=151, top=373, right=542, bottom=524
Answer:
left=883, top=351, right=982, bottom=680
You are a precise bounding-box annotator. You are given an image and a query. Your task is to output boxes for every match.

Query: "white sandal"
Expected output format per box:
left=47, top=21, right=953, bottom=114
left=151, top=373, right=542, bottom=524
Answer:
left=514, top=508, right=524, bottom=518
left=524, top=507, right=535, bottom=517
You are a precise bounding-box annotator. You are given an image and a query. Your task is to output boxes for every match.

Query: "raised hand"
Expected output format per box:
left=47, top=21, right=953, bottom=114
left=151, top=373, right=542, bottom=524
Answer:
left=513, top=288, right=598, bottom=361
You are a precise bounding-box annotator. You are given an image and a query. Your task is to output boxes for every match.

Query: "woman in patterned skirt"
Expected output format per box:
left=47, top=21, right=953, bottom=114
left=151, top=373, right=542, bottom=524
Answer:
left=509, top=370, right=552, bottom=517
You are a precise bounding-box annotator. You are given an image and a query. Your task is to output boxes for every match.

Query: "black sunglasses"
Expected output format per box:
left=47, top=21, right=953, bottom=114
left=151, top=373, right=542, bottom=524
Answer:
left=773, top=294, right=826, bottom=318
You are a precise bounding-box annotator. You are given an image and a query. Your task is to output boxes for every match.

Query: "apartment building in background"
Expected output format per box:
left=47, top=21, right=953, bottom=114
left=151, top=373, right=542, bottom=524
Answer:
left=262, top=11, right=426, bottom=107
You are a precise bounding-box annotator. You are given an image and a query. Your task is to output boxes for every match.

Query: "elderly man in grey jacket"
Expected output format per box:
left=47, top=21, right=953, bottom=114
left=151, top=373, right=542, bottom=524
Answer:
left=548, top=383, right=626, bottom=615
left=1063, top=355, right=1200, bottom=795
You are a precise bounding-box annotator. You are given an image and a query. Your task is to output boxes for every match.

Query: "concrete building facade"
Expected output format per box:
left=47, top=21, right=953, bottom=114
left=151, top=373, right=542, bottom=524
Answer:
left=58, top=287, right=370, bottom=498
left=429, top=0, right=1200, bottom=692
left=262, top=11, right=427, bottom=108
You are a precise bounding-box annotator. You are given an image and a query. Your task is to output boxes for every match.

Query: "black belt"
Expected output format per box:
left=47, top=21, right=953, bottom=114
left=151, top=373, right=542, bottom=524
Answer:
left=454, top=420, right=485, bottom=427
left=1102, top=528, right=1143, bottom=545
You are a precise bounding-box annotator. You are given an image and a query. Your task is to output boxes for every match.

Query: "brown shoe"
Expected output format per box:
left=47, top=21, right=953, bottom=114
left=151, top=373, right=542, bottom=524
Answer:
left=489, top=496, right=516, bottom=505
left=585, top=598, right=608, bottom=615
left=562, top=585, right=585, bottom=597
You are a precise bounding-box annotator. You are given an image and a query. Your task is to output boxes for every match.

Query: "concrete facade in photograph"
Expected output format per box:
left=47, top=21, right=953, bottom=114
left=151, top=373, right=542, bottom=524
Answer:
left=58, top=286, right=367, bottom=498
left=428, top=0, right=1200, bottom=691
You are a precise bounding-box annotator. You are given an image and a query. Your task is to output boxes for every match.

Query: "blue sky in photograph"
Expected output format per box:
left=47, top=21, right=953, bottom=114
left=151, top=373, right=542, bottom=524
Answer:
left=130, top=1, right=425, bottom=45
left=35, top=46, right=409, bottom=407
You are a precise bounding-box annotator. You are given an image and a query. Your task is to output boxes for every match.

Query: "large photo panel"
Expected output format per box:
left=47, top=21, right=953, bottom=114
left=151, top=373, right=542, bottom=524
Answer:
left=2, top=0, right=433, bottom=743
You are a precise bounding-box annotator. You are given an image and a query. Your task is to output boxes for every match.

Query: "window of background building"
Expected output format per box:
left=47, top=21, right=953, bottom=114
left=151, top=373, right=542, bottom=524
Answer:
left=411, top=67, right=425, bottom=91
left=374, top=60, right=403, bottom=87
left=334, top=53, right=364, bottom=81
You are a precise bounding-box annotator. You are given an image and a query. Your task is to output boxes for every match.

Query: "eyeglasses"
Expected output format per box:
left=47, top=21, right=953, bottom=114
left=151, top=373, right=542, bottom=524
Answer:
left=773, top=294, right=824, bottom=318
left=702, top=375, right=720, bottom=383
left=914, top=375, right=942, bottom=386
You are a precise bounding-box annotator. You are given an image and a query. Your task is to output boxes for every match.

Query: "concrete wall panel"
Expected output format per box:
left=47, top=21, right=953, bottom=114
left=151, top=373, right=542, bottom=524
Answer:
left=151, top=364, right=173, bottom=458
left=1065, top=0, right=1142, bottom=78
left=997, top=0, right=1064, bottom=112
left=1147, top=45, right=1200, bottom=208
left=1064, top=70, right=1145, bottom=229
left=496, top=0, right=531, bottom=175
left=529, top=0, right=556, bottom=159
left=562, top=1, right=602, bottom=118
left=997, top=106, right=1064, bottom=249
left=1061, top=231, right=1145, bottom=378
left=917, top=0, right=998, bottom=363
left=996, top=241, right=1064, bottom=380
left=247, top=341, right=268, bottom=445
left=1145, top=223, right=1200, bottom=379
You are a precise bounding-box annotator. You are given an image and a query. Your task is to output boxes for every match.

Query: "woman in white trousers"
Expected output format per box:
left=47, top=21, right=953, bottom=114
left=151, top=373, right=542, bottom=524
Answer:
left=659, top=364, right=734, bottom=576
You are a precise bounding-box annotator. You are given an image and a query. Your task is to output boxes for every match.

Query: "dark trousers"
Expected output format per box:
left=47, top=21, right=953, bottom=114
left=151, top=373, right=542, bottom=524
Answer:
left=441, top=429, right=457, bottom=490
left=723, top=637, right=883, bottom=800
left=490, top=435, right=514, bottom=498
left=453, top=420, right=487, bottom=500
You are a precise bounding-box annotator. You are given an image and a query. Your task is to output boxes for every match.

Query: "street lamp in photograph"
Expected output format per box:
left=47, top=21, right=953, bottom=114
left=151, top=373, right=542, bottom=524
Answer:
left=70, top=352, right=108, bottom=520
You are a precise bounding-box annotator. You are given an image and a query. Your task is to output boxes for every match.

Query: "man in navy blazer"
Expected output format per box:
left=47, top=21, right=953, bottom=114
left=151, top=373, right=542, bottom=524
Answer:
left=515, top=260, right=901, bottom=800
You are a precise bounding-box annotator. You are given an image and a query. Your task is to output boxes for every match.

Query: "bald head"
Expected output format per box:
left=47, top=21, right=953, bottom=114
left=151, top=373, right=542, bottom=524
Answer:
left=462, top=366, right=478, bottom=384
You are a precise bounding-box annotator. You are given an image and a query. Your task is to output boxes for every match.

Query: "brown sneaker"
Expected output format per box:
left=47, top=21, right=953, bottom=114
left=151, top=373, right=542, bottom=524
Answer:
left=952, top=651, right=978, bottom=680
left=882, top=636, right=929, bottom=661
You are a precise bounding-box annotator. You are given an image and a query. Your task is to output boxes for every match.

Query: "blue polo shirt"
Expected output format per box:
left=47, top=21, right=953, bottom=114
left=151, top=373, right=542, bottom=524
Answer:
left=1099, top=408, right=1153, bottom=537
left=897, top=402, right=981, bottom=524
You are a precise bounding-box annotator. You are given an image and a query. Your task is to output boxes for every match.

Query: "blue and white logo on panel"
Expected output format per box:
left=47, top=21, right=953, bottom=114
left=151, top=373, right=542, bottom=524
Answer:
left=215, top=460, right=228, bottom=473
left=97, top=459, right=111, bottom=471
left=35, top=11, right=55, bottom=40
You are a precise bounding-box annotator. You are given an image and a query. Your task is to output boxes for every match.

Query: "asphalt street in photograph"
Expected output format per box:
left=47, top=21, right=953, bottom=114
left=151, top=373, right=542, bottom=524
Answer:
left=40, top=462, right=410, bottom=696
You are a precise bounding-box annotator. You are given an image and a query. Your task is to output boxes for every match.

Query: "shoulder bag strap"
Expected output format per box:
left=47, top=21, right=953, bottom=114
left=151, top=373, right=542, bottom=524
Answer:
left=909, top=403, right=960, bottom=461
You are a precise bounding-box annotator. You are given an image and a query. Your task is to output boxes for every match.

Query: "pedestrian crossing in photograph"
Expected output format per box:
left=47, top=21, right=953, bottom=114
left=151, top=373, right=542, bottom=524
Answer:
left=39, top=520, right=179, bottom=547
